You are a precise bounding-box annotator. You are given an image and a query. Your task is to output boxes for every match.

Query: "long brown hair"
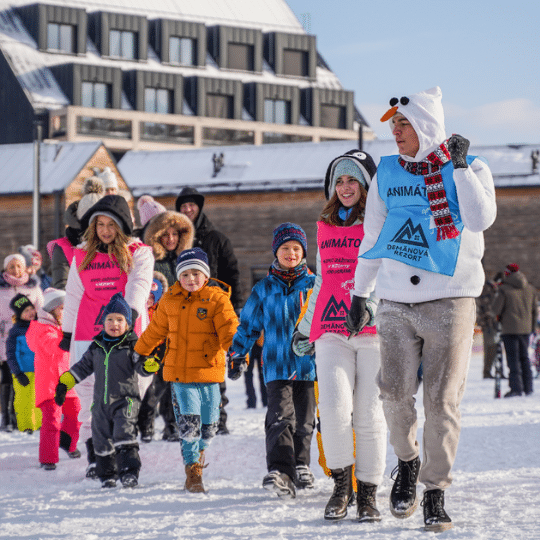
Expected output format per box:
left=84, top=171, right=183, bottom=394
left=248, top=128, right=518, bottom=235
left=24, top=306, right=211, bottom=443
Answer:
left=320, top=180, right=368, bottom=226
left=79, top=218, right=133, bottom=274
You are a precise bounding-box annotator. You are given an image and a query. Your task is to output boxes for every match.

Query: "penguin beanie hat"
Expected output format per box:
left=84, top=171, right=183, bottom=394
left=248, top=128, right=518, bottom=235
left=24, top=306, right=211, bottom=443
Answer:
left=324, top=150, right=377, bottom=200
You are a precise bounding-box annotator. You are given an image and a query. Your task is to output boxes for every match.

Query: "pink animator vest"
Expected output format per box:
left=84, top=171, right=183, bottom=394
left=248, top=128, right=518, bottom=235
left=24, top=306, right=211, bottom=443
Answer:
left=73, top=243, right=142, bottom=341
left=309, top=221, right=376, bottom=341
left=47, top=237, right=75, bottom=265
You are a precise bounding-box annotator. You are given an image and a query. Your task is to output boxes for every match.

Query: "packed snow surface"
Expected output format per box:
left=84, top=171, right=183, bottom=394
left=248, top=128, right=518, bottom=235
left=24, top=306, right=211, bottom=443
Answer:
left=1, top=338, right=539, bottom=539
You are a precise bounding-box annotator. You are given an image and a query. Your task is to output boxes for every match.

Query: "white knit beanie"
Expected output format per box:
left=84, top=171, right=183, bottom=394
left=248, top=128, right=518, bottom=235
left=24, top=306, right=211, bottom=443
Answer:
left=137, top=195, right=167, bottom=227
left=42, top=287, right=66, bottom=313
left=76, top=177, right=105, bottom=220
left=3, top=253, right=26, bottom=270
left=99, top=167, right=119, bottom=190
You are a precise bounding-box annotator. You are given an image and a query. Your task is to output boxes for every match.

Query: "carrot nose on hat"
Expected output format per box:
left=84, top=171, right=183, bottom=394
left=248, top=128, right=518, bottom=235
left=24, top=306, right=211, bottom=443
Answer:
left=380, top=106, right=398, bottom=122
left=380, top=96, right=411, bottom=122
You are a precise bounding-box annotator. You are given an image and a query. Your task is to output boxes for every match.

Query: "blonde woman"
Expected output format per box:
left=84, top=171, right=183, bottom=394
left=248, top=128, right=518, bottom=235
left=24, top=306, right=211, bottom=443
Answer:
left=60, top=195, right=153, bottom=477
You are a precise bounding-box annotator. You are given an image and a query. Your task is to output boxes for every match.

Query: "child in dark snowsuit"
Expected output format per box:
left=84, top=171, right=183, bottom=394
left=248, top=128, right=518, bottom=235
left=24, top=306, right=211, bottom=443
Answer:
left=55, top=293, right=158, bottom=488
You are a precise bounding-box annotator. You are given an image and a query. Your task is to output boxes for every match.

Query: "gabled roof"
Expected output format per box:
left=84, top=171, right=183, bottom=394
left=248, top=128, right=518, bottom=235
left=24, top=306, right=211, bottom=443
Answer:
left=0, top=140, right=104, bottom=194
left=0, top=0, right=346, bottom=111
left=118, top=140, right=540, bottom=197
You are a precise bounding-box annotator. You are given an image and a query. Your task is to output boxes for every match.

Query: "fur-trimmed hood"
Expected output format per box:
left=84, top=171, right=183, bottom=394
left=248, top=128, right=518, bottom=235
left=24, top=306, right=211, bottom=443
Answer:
left=144, top=211, right=194, bottom=260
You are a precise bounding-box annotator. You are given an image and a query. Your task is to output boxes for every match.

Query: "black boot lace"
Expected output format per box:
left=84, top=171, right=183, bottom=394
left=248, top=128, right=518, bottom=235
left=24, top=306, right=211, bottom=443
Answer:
left=391, top=458, right=418, bottom=497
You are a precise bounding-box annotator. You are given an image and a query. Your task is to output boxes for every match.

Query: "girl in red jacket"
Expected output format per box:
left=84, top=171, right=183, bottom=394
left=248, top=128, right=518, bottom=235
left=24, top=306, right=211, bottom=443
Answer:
left=27, top=288, right=81, bottom=470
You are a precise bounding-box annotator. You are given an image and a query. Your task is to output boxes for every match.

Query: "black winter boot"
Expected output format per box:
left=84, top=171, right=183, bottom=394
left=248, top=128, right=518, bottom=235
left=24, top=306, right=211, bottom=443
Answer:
left=422, top=489, right=453, bottom=532
left=356, top=481, right=381, bottom=522
left=85, top=438, right=97, bottom=479
left=59, top=431, right=81, bottom=458
left=390, top=456, right=420, bottom=518
left=324, top=465, right=354, bottom=521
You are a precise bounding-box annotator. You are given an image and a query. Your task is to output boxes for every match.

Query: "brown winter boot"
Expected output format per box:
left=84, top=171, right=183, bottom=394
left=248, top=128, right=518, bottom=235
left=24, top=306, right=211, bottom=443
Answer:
left=356, top=481, right=381, bottom=522
left=324, top=465, right=354, bottom=520
left=185, top=463, right=205, bottom=493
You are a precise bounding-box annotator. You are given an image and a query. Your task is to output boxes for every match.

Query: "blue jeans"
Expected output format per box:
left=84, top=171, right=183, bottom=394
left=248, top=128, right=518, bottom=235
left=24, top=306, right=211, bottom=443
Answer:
left=501, top=334, right=533, bottom=395
left=170, top=382, right=220, bottom=465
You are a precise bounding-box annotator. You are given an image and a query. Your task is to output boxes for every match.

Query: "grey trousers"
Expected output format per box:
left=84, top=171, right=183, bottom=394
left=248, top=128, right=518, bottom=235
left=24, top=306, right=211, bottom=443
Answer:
left=376, top=297, right=476, bottom=491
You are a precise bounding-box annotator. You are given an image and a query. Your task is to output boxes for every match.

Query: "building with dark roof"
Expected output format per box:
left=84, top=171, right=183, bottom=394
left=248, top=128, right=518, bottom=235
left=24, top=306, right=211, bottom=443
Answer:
left=0, top=0, right=374, bottom=157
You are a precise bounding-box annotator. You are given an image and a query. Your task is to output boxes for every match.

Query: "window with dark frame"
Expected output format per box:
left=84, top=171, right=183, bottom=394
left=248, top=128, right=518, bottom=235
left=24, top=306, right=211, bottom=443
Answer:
left=205, top=93, right=233, bottom=119
left=144, top=88, right=173, bottom=114
left=227, top=43, right=254, bottom=71
left=47, top=22, right=75, bottom=53
left=320, top=103, right=346, bottom=129
left=109, top=29, right=137, bottom=60
left=169, top=36, right=196, bottom=66
left=81, top=81, right=111, bottom=108
left=282, top=49, right=308, bottom=77
left=264, top=98, right=290, bottom=124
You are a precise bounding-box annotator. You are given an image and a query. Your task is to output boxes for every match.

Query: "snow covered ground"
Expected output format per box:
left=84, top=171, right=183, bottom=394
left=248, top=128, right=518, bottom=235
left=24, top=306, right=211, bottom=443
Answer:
left=1, top=336, right=539, bottom=540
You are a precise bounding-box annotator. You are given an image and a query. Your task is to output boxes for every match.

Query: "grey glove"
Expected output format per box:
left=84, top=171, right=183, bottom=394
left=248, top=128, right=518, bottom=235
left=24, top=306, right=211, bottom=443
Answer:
left=344, top=296, right=370, bottom=337
left=291, top=330, right=315, bottom=357
left=448, top=134, right=470, bottom=169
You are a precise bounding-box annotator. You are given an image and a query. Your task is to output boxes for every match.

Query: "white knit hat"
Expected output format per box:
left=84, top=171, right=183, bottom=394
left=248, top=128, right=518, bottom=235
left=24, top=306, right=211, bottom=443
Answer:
left=137, top=195, right=167, bottom=227
left=3, top=253, right=26, bottom=270
left=42, top=287, right=66, bottom=313
left=99, top=167, right=119, bottom=190
left=76, top=177, right=105, bottom=220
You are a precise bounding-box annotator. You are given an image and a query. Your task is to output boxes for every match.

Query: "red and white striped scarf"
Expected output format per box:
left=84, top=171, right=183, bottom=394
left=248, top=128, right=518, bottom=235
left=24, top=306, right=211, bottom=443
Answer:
left=398, top=140, right=460, bottom=241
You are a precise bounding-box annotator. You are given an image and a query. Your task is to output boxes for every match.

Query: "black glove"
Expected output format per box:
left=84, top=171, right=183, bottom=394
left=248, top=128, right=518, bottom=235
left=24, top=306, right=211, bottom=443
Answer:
left=291, top=330, right=315, bottom=357
left=58, top=331, right=72, bottom=352
left=227, top=353, right=248, bottom=381
left=448, top=134, right=470, bottom=169
left=55, top=383, right=68, bottom=406
left=344, top=296, right=370, bottom=337
left=131, top=308, right=139, bottom=327
left=15, top=372, right=30, bottom=387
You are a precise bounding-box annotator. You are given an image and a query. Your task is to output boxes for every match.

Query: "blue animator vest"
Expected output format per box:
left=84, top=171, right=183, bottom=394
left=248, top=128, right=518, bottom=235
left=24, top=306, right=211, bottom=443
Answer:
left=361, top=154, right=476, bottom=277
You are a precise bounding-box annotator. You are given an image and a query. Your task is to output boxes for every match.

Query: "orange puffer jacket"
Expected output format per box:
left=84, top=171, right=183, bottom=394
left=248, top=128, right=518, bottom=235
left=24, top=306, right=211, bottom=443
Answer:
left=134, top=279, right=238, bottom=383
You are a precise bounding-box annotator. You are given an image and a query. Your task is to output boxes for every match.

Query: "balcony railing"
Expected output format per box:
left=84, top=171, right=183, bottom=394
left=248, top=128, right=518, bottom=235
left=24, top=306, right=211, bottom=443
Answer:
left=48, top=106, right=363, bottom=151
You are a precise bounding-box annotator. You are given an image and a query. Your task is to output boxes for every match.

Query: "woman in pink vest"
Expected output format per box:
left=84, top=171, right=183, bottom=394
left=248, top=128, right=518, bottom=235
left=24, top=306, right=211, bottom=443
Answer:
left=294, top=150, right=387, bottom=523
left=59, top=194, right=154, bottom=478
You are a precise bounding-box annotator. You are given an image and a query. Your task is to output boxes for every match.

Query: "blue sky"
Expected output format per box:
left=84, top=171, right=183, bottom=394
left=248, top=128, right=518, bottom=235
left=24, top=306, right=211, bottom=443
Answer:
left=286, top=0, right=540, bottom=146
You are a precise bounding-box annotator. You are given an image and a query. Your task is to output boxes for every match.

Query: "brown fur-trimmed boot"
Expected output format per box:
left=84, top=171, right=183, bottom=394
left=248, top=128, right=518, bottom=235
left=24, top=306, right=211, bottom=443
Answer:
left=185, top=463, right=205, bottom=493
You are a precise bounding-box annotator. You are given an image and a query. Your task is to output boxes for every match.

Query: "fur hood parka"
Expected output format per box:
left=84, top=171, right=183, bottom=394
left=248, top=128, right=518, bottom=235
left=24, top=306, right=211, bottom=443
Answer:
left=143, top=211, right=194, bottom=286
left=143, top=211, right=194, bottom=261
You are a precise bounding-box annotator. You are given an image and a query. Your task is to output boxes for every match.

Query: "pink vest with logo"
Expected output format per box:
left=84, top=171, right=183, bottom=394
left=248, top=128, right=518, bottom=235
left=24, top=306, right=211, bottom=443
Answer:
left=47, top=237, right=75, bottom=265
left=73, top=243, right=142, bottom=340
left=309, top=221, right=376, bottom=341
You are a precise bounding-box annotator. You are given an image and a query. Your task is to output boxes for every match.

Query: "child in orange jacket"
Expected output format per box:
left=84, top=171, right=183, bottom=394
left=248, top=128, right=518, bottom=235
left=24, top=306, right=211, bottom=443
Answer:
left=135, top=248, right=238, bottom=493
left=27, top=288, right=81, bottom=470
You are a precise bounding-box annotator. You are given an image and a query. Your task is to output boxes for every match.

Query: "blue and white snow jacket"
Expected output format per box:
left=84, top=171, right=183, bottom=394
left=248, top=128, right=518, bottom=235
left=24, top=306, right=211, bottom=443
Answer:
left=231, top=265, right=316, bottom=384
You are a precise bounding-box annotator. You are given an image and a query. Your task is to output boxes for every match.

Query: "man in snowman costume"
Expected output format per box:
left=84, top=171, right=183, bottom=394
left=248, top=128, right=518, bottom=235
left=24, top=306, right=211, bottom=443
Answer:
left=345, top=87, right=496, bottom=532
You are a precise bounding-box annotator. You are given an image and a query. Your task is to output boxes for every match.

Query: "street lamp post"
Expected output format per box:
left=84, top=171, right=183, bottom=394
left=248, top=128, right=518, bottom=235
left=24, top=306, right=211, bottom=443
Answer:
left=32, top=118, right=43, bottom=249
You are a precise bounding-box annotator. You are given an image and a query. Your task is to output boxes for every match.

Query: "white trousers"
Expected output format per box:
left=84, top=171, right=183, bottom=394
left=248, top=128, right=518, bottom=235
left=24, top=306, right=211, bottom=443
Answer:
left=315, top=333, right=387, bottom=485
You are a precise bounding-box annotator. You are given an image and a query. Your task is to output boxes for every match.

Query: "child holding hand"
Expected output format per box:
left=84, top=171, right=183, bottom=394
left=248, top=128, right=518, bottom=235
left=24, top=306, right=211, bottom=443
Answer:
left=55, top=293, right=158, bottom=488
left=135, top=248, right=238, bottom=493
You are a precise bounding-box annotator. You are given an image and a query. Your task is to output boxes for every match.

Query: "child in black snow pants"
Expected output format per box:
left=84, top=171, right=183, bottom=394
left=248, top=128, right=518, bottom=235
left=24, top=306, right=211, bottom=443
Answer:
left=54, top=292, right=159, bottom=488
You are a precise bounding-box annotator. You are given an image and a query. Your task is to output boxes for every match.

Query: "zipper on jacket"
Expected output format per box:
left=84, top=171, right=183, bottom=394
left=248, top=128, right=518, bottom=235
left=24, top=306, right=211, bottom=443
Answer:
left=95, top=333, right=129, bottom=405
left=126, top=397, right=133, bottom=418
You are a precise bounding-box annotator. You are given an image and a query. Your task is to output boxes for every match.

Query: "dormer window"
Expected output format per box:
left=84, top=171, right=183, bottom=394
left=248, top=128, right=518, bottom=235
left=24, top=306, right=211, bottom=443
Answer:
left=47, top=22, right=76, bottom=53
left=264, top=99, right=290, bottom=124
left=109, top=29, right=137, bottom=60
left=169, top=36, right=196, bottom=66
left=81, top=81, right=111, bottom=108
left=145, top=88, right=172, bottom=114
left=282, top=49, right=308, bottom=78
left=228, top=43, right=254, bottom=71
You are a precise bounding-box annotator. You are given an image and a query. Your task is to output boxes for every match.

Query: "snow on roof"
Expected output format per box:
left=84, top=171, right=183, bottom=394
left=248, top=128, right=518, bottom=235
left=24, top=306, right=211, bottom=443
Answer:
left=0, top=0, right=343, bottom=111
left=118, top=140, right=540, bottom=197
left=0, top=140, right=104, bottom=194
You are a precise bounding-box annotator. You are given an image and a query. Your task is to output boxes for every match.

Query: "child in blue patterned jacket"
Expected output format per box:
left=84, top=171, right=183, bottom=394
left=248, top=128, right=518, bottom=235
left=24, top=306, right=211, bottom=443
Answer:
left=228, top=223, right=316, bottom=499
